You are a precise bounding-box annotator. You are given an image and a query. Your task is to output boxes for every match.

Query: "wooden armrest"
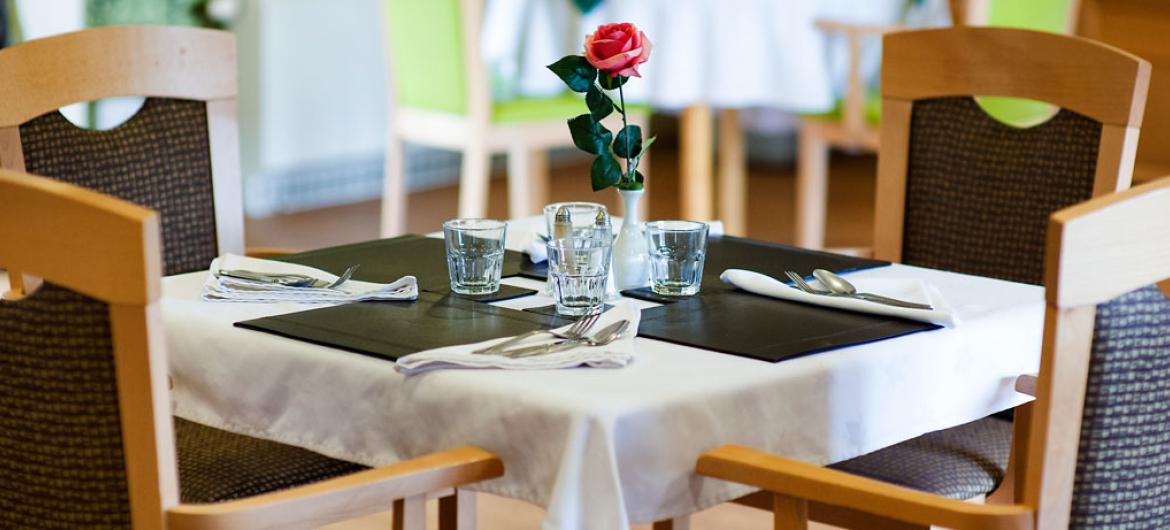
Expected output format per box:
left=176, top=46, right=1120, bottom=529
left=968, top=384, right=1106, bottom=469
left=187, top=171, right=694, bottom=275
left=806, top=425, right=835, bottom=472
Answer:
left=697, top=445, right=1033, bottom=530
left=1015, top=374, right=1038, bottom=397
left=244, top=246, right=302, bottom=258
left=814, top=19, right=904, bottom=36
left=167, top=446, right=503, bottom=530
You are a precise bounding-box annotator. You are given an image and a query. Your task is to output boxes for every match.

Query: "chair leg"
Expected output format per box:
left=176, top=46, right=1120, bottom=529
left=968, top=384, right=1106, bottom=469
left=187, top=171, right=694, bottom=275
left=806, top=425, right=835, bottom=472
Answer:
left=718, top=108, right=748, bottom=236
left=392, top=494, right=426, bottom=530
left=507, top=146, right=546, bottom=219
left=795, top=121, right=829, bottom=249
left=458, top=143, right=491, bottom=219
left=381, top=134, right=408, bottom=237
left=773, top=493, right=809, bottom=530
left=652, top=516, right=691, bottom=530
left=680, top=104, right=714, bottom=221
left=438, top=489, right=476, bottom=530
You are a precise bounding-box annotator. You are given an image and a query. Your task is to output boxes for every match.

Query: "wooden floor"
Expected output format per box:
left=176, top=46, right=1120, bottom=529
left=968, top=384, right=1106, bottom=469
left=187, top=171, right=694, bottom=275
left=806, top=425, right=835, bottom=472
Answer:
left=252, top=150, right=874, bottom=530
left=246, top=150, right=878, bottom=250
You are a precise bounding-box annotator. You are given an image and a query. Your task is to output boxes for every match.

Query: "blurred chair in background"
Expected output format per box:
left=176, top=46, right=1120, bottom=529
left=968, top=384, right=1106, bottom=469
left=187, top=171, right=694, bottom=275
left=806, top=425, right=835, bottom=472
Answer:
left=381, top=0, right=650, bottom=236
left=794, top=0, right=1082, bottom=250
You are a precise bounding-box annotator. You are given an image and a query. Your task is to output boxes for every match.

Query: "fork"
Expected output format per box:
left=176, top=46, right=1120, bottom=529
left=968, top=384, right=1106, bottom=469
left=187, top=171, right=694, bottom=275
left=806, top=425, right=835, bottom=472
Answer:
left=473, top=311, right=602, bottom=355
left=323, top=264, right=360, bottom=289
left=785, top=271, right=829, bottom=294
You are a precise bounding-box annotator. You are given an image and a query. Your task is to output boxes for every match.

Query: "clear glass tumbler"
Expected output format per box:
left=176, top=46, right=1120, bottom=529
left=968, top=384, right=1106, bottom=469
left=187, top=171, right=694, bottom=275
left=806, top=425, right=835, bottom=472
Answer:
left=546, top=237, right=612, bottom=316
left=443, top=219, right=507, bottom=295
left=543, top=202, right=610, bottom=241
left=645, top=220, right=709, bottom=296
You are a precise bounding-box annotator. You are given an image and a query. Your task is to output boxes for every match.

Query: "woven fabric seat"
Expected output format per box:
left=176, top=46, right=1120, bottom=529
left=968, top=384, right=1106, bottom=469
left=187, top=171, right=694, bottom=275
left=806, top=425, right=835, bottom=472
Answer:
left=175, top=418, right=369, bottom=504
left=829, top=416, right=1012, bottom=500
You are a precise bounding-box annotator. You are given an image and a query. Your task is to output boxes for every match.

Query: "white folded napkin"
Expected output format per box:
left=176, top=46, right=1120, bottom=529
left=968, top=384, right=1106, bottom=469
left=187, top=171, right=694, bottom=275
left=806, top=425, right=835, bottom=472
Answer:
left=395, top=301, right=641, bottom=374
left=719, top=269, right=959, bottom=327
left=203, top=254, right=418, bottom=303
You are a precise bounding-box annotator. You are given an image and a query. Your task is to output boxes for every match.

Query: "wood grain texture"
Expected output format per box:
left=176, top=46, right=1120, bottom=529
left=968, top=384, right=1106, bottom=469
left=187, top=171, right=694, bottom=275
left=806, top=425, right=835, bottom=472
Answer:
left=882, top=27, right=1150, bottom=127
left=697, top=445, right=1034, bottom=530
left=0, top=25, right=237, bottom=127
left=872, top=99, right=912, bottom=262
left=167, top=447, right=503, bottom=530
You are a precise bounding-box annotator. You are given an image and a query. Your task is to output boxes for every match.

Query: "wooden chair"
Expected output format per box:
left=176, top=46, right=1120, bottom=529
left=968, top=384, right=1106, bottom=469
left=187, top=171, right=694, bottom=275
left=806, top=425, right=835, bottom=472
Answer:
left=794, top=0, right=1083, bottom=250
left=651, top=26, right=1151, bottom=530
left=380, top=0, right=651, bottom=236
left=0, top=24, right=460, bottom=517
left=698, top=174, right=1170, bottom=529
left=0, top=169, right=504, bottom=529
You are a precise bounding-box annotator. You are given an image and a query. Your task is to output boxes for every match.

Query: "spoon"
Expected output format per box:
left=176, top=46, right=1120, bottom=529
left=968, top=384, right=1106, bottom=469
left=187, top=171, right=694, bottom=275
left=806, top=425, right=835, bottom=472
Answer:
left=811, top=269, right=934, bottom=310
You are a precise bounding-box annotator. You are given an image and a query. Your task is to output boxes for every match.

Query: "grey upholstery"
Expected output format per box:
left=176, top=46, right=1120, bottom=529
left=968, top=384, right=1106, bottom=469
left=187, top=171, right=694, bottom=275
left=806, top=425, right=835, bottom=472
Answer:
left=19, top=97, right=220, bottom=276
left=901, top=96, right=1102, bottom=285
left=830, top=416, right=1013, bottom=500
left=0, top=284, right=131, bottom=528
left=1071, top=285, right=1170, bottom=528
left=175, top=418, right=368, bottom=503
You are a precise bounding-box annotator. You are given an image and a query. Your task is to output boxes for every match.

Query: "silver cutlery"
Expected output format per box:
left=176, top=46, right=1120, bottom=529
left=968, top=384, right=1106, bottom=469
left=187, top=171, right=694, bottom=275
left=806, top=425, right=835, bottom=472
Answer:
left=496, top=319, right=630, bottom=359
left=217, top=265, right=359, bottom=289
left=811, top=269, right=934, bottom=310
left=473, top=311, right=601, bottom=355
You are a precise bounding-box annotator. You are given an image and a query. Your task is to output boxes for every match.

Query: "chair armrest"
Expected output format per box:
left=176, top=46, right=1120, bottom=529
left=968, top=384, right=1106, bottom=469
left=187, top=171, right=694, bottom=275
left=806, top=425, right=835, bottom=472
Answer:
left=245, top=247, right=301, bottom=259
left=167, top=446, right=503, bottom=530
left=697, top=445, right=1033, bottom=530
left=1015, top=374, right=1038, bottom=397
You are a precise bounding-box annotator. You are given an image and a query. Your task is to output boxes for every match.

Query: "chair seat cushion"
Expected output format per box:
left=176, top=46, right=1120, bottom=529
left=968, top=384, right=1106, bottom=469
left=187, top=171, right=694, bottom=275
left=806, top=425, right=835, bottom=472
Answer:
left=175, top=418, right=368, bottom=503
left=828, top=416, right=1012, bottom=500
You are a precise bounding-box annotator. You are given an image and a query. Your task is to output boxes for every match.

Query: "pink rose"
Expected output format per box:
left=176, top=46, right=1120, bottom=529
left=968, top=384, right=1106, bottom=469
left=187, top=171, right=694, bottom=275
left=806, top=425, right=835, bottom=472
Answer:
left=584, top=22, right=652, bottom=78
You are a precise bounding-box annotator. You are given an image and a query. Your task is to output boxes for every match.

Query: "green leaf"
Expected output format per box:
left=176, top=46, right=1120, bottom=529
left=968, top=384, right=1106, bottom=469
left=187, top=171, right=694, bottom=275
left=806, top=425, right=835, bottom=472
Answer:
left=598, top=73, right=629, bottom=90
left=547, top=55, right=596, bottom=93
left=585, top=85, right=613, bottom=121
left=634, top=170, right=645, bottom=184
left=613, top=125, right=643, bottom=159
left=591, top=154, right=622, bottom=191
left=567, top=114, right=612, bottom=155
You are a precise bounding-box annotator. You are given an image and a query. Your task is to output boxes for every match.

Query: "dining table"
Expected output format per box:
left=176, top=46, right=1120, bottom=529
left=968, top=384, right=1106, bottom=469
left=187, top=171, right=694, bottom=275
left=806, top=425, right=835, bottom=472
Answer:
left=161, top=217, right=1042, bottom=530
left=481, top=0, right=952, bottom=234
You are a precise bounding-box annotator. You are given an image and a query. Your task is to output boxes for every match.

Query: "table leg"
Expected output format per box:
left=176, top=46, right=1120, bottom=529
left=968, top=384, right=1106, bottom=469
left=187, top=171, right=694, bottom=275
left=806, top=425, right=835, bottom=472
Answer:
left=717, top=108, right=747, bottom=236
left=773, top=494, right=809, bottom=530
left=680, top=104, right=714, bottom=221
left=795, top=121, right=829, bottom=249
left=652, top=515, right=692, bottom=530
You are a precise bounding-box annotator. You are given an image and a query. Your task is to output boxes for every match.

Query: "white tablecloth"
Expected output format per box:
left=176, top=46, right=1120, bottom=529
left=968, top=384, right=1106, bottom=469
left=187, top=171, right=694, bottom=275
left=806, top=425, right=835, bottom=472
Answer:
left=483, top=0, right=952, bottom=110
left=162, top=219, right=1042, bottom=530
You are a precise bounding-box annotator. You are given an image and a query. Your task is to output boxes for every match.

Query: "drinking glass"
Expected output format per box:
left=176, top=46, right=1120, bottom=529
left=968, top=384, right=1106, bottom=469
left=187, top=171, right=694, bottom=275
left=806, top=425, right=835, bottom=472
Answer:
left=543, top=202, right=610, bottom=241
left=645, top=220, right=709, bottom=296
left=443, top=219, right=507, bottom=295
left=546, top=238, right=612, bottom=316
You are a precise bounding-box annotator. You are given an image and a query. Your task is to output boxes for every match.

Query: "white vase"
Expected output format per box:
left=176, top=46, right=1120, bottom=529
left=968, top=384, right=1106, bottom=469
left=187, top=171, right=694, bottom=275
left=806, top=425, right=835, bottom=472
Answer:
left=612, top=189, right=650, bottom=290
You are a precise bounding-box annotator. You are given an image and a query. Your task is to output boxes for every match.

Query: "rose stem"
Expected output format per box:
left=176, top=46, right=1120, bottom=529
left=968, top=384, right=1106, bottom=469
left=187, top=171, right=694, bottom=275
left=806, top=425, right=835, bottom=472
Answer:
left=618, top=81, right=631, bottom=187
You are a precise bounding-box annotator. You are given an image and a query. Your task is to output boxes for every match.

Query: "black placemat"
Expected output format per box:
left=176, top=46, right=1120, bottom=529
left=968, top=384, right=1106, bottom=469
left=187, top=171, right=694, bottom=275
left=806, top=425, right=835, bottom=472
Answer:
left=523, top=304, right=614, bottom=318
left=521, top=235, right=890, bottom=302
left=275, top=235, right=527, bottom=291
left=429, top=284, right=537, bottom=303
left=235, top=291, right=561, bottom=362
left=636, top=290, right=940, bottom=363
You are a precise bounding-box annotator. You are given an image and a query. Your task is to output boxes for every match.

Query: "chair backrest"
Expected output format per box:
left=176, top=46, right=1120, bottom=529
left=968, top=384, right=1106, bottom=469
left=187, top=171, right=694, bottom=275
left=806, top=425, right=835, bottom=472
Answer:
left=0, top=169, right=176, bottom=529
left=0, top=25, right=243, bottom=276
left=1024, top=176, right=1170, bottom=529
left=874, top=27, right=1149, bottom=285
left=383, top=0, right=488, bottom=120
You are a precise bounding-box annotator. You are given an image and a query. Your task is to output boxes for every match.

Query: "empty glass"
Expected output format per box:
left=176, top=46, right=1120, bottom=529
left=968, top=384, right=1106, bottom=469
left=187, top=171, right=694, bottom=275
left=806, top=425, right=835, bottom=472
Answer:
left=645, top=220, right=709, bottom=296
left=443, top=219, right=507, bottom=295
left=547, top=238, right=612, bottom=316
